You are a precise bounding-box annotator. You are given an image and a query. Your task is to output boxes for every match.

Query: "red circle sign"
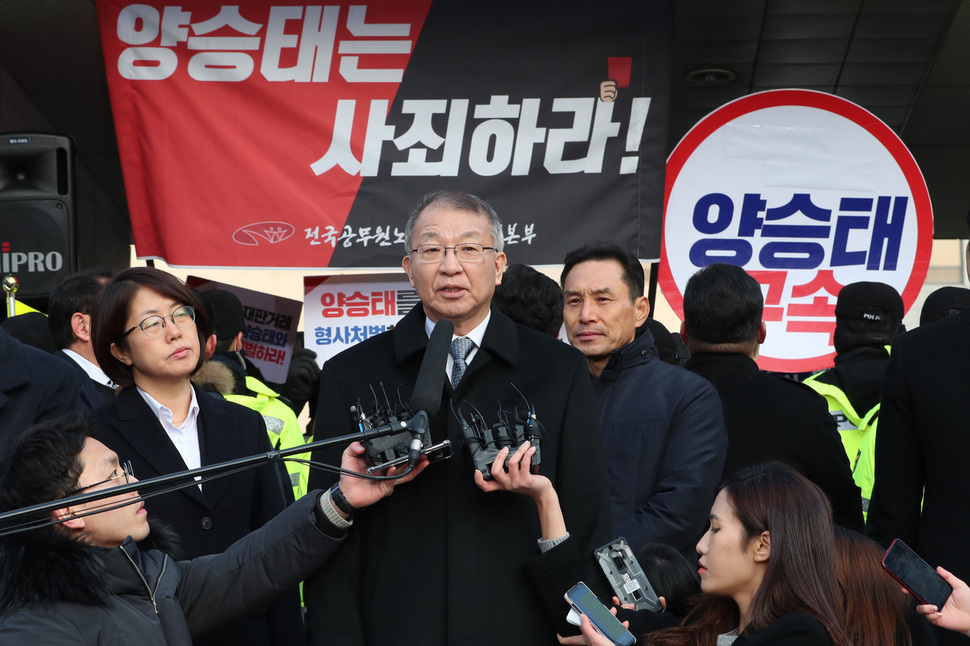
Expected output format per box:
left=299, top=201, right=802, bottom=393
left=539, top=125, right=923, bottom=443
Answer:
left=659, top=89, right=933, bottom=372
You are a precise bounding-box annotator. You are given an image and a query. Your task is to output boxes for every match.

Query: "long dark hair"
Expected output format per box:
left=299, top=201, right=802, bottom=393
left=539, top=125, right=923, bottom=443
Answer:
left=647, top=464, right=851, bottom=646
left=91, top=267, right=209, bottom=387
left=834, top=527, right=912, bottom=646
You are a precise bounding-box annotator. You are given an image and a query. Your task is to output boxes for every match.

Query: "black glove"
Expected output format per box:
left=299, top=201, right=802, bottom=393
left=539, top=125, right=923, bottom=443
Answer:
left=276, top=347, right=321, bottom=415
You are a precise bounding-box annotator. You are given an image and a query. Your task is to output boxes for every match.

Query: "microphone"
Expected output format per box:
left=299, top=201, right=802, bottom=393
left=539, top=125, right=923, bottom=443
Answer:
left=406, top=319, right=454, bottom=466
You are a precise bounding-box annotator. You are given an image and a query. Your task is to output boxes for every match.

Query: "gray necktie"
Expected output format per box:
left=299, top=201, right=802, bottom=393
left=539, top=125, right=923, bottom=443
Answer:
left=450, top=337, right=475, bottom=388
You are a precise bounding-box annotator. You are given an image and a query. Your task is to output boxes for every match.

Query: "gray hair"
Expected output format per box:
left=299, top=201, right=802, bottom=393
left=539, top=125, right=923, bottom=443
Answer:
left=404, top=190, right=504, bottom=253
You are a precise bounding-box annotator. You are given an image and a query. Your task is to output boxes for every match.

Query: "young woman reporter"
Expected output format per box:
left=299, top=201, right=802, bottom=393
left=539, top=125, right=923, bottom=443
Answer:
left=478, top=446, right=850, bottom=646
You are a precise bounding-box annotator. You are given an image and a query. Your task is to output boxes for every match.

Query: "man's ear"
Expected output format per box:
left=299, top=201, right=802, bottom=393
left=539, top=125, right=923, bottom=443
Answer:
left=757, top=320, right=767, bottom=344
left=753, top=530, right=771, bottom=562
left=633, top=296, right=650, bottom=326
left=71, top=312, right=92, bottom=343
left=679, top=321, right=688, bottom=345
left=110, top=342, right=132, bottom=366
left=402, top=255, right=415, bottom=287
left=231, top=331, right=245, bottom=353
left=493, top=251, right=507, bottom=286
left=54, top=507, right=84, bottom=531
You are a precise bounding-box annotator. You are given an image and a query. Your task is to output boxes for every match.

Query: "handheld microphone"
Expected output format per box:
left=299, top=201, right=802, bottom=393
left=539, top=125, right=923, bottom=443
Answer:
left=406, top=319, right=454, bottom=467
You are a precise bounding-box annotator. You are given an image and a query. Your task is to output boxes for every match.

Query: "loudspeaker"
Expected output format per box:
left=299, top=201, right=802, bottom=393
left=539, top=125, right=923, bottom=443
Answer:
left=0, top=133, right=77, bottom=309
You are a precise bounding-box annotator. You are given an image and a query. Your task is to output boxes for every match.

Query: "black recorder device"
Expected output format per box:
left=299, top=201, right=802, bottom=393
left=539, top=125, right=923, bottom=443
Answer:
left=356, top=319, right=456, bottom=473
left=595, top=538, right=663, bottom=612
left=453, top=393, right=544, bottom=481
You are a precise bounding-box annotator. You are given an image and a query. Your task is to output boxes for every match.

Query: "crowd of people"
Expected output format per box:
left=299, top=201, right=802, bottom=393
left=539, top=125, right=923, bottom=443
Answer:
left=0, top=189, right=968, bottom=646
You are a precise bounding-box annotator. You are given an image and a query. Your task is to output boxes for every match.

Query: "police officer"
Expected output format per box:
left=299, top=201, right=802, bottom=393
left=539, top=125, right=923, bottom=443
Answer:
left=804, top=281, right=904, bottom=518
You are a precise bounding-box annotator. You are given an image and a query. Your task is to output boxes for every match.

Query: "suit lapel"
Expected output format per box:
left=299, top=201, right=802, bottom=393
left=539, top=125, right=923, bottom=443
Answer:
left=113, top=387, right=209, bottom=509
left=195, top=388, right=238, bottom=508
left=459, top=308, right=519, bottom=389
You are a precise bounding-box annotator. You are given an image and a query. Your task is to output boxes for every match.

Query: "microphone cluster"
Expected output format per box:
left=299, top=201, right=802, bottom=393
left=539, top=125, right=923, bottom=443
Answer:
left=454, top=399, right=543, bottom=481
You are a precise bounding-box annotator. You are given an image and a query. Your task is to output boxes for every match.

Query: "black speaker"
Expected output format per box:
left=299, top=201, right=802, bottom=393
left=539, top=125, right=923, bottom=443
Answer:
left=0, top=133, right=77, bottom=309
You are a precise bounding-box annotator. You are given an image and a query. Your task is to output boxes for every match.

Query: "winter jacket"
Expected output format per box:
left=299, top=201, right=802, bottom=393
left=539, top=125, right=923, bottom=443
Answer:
left=592, top=330, right=727, bottom=560
left=0, top=492, right=344, bottom=644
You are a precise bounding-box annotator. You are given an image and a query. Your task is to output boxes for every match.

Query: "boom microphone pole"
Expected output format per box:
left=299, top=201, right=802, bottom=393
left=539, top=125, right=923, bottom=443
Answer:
left=0, top=418, right=413, bottom=533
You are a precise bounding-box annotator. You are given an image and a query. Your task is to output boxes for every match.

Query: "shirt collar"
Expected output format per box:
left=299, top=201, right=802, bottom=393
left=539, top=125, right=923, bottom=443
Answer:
left=424, top=311, right=491, bottom=347
left=136, top=385, right=201, bottom=428
left=62, top=348, right=115, bottom=388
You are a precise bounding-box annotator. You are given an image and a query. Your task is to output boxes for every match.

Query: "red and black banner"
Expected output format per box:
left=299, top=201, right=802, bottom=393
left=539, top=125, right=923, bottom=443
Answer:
left=96, top=1, right=672, bottom=268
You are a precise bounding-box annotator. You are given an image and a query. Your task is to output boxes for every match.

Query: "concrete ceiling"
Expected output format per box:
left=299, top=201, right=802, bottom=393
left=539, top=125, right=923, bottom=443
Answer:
left=1, top=0, right=969, bottom=272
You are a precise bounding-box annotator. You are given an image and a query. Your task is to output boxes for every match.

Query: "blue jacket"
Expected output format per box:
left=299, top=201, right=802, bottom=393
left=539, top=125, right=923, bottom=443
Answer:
left=0, top=327, right=83, bottom=460
left=592, top=331, right=727, bottom=559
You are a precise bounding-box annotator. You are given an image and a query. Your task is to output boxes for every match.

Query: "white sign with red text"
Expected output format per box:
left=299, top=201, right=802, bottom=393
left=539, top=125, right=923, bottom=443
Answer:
left=659, top=90, right=933, bottom=373
left=304, top=273, right=417, bottom=366
left=188, top=277, right=303, bottom=383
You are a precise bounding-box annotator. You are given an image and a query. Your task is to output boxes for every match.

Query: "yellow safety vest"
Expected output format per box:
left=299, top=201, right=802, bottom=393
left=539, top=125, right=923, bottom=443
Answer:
left=804, top=365, right=885, bottom=522
left=227, top=376, right=310, bottom=502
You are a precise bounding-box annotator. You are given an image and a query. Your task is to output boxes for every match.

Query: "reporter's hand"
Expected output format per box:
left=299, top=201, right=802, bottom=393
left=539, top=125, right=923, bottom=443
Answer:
left=557, top=613, right=628, bottom=646
left=917, top=566, right=970, bottom=637
left=473, top=442, right=551, bottom=500
left=337, top=441, right=427, bottom=510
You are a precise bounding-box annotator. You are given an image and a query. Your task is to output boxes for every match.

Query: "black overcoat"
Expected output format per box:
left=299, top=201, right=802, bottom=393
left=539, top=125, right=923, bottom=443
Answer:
left=867, top=311, right=970, bottom=646
left=304, top=306, right=613, bottom=646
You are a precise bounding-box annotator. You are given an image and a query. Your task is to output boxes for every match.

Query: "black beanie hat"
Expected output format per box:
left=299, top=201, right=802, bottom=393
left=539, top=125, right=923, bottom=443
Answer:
left=920, top=286, right=970, bottom=326
left=833, top=282, right=904, bottom=354
left=202, top=289, right=246, bottom=342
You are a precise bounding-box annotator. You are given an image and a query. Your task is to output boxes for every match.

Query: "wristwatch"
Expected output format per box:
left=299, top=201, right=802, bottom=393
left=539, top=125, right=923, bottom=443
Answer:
left=329, top=483, right=358, bottom=518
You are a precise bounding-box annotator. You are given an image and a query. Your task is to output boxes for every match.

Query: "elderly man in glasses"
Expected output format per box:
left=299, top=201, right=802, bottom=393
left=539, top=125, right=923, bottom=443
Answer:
left=303, top=190, right=612, bottom=646
left=0, top=414, right=424, bottom=643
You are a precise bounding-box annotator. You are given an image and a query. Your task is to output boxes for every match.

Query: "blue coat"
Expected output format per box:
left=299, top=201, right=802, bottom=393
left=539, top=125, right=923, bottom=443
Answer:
left=592, top=330, right=727, bottom=559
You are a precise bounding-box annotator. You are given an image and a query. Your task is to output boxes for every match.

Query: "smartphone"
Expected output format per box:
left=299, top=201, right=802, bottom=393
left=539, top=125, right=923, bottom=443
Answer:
left=595, top=538, right=662, bottom=612
left=565, top=581, right=636, bottom=646
left=881, top=538, right=952, bottom=608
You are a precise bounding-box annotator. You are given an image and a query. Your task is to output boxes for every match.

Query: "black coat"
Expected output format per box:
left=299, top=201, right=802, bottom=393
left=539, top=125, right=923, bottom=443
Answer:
left=91, top=384, right=302, bottom=646
left=304, top=306, right=613, bottom=646
left=0, top=493, right=345, bottom=644
left=0, top=327, right=83, bottom=461
left=685, top=352, right=863, bottom=530
left=626, top=611, right=833, bottom=646
left=867, top=312, right=970, bottom=646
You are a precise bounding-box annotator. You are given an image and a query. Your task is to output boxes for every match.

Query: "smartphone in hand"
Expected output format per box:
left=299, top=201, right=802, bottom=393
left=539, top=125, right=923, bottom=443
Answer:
left=881, top=538, right=952, bottom=609
left=565, top=581, right=636, bottom=646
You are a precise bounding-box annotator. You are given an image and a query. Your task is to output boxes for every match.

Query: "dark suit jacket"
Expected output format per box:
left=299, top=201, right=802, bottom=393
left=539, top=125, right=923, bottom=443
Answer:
left=686, top=352, right=864, bottom=530
left=868, top=312, right=970, bottom=646
left=91, top=384, right=302, bottom=646
left=304, top=305, right=613, bottom=646
left=0, top=327, right=83, bottom=460
left=54, top=349, right=115, bottom=409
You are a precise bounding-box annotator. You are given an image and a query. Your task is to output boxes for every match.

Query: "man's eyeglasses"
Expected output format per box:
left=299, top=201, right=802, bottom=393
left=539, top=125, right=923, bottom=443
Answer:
left=410, top=243, right=496, bottom=264
left=68, top=461, right=134, bottom=495
left=121, top=305, right=196, bottom=340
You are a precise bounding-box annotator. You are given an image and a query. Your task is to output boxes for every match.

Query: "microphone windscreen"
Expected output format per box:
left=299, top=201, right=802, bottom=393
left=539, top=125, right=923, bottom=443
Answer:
left=411, top=319, right=455, bottom=417
left=410, top=319, right=454, bottom=416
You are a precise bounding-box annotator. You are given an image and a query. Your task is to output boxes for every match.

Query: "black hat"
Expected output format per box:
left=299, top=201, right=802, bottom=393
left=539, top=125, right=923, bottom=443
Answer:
left=202, top=289, right=246, bottom=341
left=920, top=286, right=970, bottom=326
left=835, top=282, right=903, bottom=323
left=833, top=282, right=904, bottom=354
